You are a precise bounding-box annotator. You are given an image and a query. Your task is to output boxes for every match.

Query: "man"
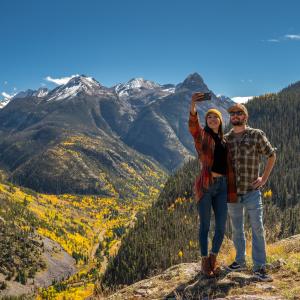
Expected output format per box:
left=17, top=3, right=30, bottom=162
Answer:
left=224, top=103, right=276, bottom=282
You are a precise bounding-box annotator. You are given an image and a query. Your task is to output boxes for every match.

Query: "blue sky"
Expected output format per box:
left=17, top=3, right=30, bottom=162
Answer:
left=1, top=0, right=300, bottom=99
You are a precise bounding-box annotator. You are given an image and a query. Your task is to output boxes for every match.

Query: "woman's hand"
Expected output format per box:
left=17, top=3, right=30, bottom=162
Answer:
left=192, top=92, right=206, bottom=102
left=190, top=92, right=205, bottom=115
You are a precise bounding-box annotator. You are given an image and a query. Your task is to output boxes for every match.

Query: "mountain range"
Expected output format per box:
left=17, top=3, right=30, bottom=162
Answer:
left=0, top=73, right=234, bottom=195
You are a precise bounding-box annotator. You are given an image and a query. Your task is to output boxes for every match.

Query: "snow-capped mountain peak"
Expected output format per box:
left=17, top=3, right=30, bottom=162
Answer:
left=64, top=75, right=100, bottom=89
left=46, top=75, right=103, bottom=102
left=126, top=78, right=160, bottom=89
left=115, top=77, right=161, bottom=97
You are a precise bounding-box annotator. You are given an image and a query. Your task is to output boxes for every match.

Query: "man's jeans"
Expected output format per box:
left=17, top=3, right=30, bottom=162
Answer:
left=197, top=176, right=227, bottom=257
left=228, top=190, right=266, bottom=271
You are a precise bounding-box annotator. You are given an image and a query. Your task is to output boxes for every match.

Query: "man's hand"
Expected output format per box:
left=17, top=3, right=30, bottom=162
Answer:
left=252, top=176, right=267, bottom=189
left=252, top=154, right=276, bottom=190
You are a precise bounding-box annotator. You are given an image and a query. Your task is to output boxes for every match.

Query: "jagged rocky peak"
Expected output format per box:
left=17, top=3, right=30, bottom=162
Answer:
left=13, top=87, right=49, bottom=99
left=46, top=74, right=103, bottom=102
left=183, top=72, right=205, bottom=85
left=176, top=72, right=209, bottom=92
left=0, top=88, right=49, bottom=109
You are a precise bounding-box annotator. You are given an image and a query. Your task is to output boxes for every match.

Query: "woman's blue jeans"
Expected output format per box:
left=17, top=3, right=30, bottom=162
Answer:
left=197, top=176, right=228, bottom=257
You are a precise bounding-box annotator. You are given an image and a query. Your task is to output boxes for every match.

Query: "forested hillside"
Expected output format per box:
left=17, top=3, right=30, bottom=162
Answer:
left=0, top=194, right=45, bottom=287
left=101, top=82, right=300, bottom=290
left=246, top=85, right=300, bottom=210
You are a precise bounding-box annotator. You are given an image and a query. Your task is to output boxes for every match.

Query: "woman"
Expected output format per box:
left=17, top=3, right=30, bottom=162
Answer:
left=189, top=92, right=237, bottom=277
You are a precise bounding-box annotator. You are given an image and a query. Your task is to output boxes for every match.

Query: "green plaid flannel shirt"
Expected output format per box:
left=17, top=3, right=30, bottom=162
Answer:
left=225, top=127, right=276, bottom=195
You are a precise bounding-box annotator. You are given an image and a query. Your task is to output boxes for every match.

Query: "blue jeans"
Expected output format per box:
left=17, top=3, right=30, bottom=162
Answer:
left=197, top=176, right=228, bottom=257
left=228, top=190, right=266, bottom=271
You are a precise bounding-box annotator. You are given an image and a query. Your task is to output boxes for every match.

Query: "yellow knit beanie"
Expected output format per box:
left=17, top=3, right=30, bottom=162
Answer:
left=205, top=108, right=223, bottom=124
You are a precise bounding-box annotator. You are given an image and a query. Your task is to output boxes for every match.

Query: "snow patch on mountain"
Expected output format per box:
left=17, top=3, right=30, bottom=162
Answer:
left=0, top=98, right=10, bottom=109
left=162, top=87, right=175, bottom=93
left=115, top=78, right=161, bottom=97
left=0, top=92, right=17, bottom=108
left=35, top=88, right=49, bottom=98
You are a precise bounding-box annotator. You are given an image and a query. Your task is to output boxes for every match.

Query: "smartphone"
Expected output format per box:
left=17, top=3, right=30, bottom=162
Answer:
left=195, top=92, right=212, bottom=101
left=202, top=92, right=212, bottom=100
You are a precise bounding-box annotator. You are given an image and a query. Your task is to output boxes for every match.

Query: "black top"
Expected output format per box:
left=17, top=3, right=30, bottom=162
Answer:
left=205, top=126, right=227, bottom=175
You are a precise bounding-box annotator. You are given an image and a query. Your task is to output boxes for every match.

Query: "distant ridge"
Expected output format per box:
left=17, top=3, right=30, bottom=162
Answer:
left=0, top=73, right=234, bottom=194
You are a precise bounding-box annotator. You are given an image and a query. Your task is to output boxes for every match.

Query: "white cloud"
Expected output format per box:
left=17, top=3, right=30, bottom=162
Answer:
left=4, top=81, right=8, bottom=85
left=232, top=96, right=253, bottom=104
left=240, top=79, right=253, bottom=83
left=265, top=34, right=300, bottom=43
left=1, top=92, right=14, bottom=99
left=45, top=74, right=79, bottom=85
left=285, top=34, right=300, bottom=40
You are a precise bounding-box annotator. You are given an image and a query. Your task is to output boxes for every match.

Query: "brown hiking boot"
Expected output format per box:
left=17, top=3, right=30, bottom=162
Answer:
left=201, top=256, right=214, bottom=277
left=209, top=253, right=221, bottom=276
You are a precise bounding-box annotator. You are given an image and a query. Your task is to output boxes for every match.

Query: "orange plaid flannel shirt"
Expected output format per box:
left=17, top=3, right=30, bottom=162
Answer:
left=189, top=112, right=237, bottom=203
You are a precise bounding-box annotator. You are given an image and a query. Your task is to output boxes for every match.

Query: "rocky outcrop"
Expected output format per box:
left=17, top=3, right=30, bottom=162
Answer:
left=273, top=234, right=300, bottom=252
left=101, top=262, right=287, bottom=299
left=34, top=236, right=77, bottom=287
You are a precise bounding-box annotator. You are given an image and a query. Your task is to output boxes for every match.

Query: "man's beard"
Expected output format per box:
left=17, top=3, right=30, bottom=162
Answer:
left=231, top=119, right=246, bottom=126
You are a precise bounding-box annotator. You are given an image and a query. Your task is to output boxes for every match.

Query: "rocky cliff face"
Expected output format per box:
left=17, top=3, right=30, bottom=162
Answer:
left=0, top=236, right=76, bottom=298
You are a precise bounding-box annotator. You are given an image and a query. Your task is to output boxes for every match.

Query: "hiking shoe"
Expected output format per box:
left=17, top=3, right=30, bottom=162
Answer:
left=253, top=267, right=273, bottom=282
left=226, top=261, right=247, bottom=272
